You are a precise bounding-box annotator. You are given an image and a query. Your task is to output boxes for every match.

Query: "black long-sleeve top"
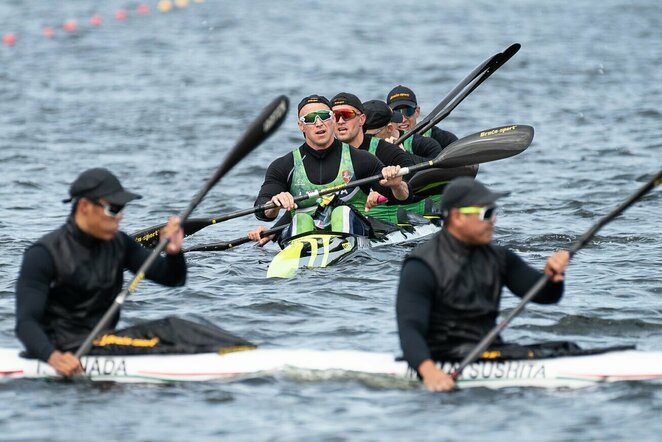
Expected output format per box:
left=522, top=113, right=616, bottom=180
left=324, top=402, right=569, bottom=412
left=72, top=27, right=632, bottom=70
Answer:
left=397, top=239, right=563, bottom=371
left=15, top=230, right=186, bottom=362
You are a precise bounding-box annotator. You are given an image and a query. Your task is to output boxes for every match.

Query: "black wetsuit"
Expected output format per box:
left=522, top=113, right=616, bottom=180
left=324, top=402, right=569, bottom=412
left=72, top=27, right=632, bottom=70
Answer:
left=396, top=229, right=563, bottom=371
left=15, top=218, right=187, bottom=361
left=254, top=139, right=412, bottom=227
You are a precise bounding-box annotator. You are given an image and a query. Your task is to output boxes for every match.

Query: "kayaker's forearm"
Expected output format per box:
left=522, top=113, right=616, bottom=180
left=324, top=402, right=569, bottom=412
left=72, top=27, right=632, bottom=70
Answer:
left=504, top=249, right=564, bottom=304
left=126, top=234, right=187, bottom=286
left=392, top=181, right=410, bottom=201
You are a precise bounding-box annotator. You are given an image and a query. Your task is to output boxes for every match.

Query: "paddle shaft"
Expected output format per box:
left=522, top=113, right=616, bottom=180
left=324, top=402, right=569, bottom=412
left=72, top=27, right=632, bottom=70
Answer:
left=394, top=43, right=520, bottom=146
left=74, top=236, right=169, bottom=359
left=132, top=123, right=531, bottom=245
left=450, top=169, right=662, bottom=380
left=203, top=124, right=533, bottom=228
left=183, top=225, right=288, bottom=252
left=185, top=164, right=479, bottom=253
left=152, top=160, right=439, bottom=224
left=415, top=44, right=520, bottom=138
left=392, top=55, right=495, bottom=147
left=74, top=95, right=290, bottom=358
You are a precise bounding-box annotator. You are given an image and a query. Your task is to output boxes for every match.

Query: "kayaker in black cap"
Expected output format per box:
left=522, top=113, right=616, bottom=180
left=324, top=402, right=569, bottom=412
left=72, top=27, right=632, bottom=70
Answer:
left=15, top=168, right=186, bottom=377
left=386, top=85, right=458, bottom=150
left=247, top=94, right=410, bottom=245
left=330, top=92, right=421, bottom=167
left=396, top=177, right=570, bottom=391
left=363, top=99, right=443, bottom=161
left=364, top=100, right=403, bottom=141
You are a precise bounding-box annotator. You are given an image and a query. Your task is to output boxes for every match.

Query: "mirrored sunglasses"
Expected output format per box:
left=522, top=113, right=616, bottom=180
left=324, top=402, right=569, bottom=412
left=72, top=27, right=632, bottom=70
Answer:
left=458, top=205, right=496, bottom=222
left=299, top=109, right=334, bottom=124
left=333, top=109, right=360, bottom=122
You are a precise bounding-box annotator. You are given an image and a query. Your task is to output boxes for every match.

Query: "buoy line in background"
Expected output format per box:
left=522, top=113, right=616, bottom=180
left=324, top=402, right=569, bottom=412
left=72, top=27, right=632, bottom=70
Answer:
left=2, top=0, right=206, bottom=47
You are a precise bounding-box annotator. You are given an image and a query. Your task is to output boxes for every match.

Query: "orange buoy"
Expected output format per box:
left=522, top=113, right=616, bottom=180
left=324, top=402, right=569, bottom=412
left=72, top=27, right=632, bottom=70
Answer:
left=137, top=4, right=150, bottom=15
left=2, top=33, right=17, bottom=46
left=42, top=26, right=55, bottom=38
left=63, top=20, right=78, bottom=32
left=90, top=15, right=103, bottom=27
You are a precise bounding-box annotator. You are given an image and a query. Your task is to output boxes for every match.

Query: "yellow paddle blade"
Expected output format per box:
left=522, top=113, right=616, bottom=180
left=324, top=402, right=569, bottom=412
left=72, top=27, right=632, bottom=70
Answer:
left=267, top=241, right=305, bottom=279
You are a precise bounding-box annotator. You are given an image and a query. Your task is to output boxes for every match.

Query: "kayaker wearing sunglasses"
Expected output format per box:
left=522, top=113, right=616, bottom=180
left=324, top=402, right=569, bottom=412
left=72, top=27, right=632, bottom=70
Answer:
left=396, top=177, right=570, bottom=392
left=330, top=92, right=430, bottom=167
left=248, top=94, right=410, bottom=245
left=387, top=85, right=458, bottom=152
left=15, top=168, right=186, bottom=377
left=365, top=97, right=444, bottom=162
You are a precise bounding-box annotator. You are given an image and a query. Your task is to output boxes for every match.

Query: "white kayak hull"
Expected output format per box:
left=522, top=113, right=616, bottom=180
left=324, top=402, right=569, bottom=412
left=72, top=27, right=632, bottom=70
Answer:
left=2, top=348, right=662, bottom=389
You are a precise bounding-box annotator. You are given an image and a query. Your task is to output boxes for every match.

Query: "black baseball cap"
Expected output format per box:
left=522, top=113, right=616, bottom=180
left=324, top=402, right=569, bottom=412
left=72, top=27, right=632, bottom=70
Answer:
left=297, top=94, right=332, bottom=113
left=441, top=177, right=509, bottom=214
left=63, top=168, right=142, bottom=205
left=331, top=92, right=364, bottom=113
left=363, top=99, right=395, bottom=130
left=386, top=85, right=417, bottom=109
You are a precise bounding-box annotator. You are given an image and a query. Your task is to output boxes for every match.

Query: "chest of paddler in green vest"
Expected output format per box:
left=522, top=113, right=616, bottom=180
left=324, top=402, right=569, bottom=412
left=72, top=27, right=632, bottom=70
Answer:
left=290, top=143, right=368, bottom=214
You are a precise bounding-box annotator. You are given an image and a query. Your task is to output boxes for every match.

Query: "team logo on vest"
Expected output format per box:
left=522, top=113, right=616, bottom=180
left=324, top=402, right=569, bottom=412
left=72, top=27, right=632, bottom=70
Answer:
left=342, top=170, right=352, bottom=183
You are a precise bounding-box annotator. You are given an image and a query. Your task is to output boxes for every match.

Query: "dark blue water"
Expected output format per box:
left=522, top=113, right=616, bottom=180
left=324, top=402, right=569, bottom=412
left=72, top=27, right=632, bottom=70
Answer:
left=1, top=0, right=661, bottom=440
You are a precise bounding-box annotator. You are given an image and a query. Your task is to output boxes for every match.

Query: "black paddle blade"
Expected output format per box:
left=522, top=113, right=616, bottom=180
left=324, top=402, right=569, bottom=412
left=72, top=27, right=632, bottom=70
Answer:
left=181, top=95, right=290, bottom=220
left=501, top=43, right=521, bottom=62
left=130, top=95, right=290, bottom=249
left=433, top=125, right=534, bottom=168
left=409, top=165, right=479, bottom=197
left=406, top=43, right=522, bottom=144
left=208, top=95, right=289, bottom=188
left=396, top=46, right=506, bottom=146
left=74, top=96, right=290, bottom=359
